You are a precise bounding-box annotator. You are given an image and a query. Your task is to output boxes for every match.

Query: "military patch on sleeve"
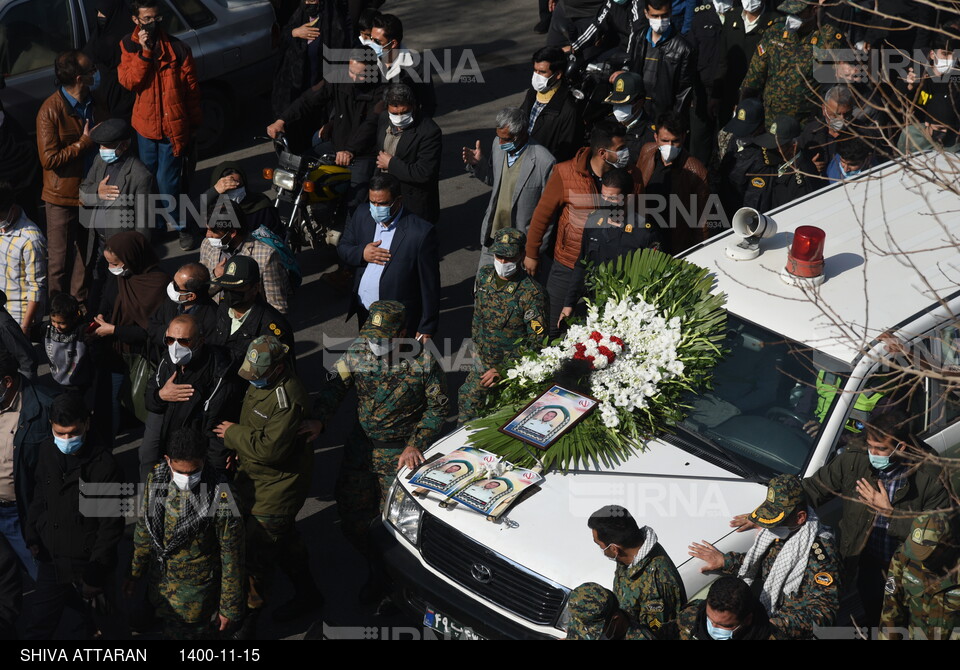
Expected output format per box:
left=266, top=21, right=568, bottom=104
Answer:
left=645, top=602, right=664, bottom=612
left=648, top=619, right=662, bottom=630
left=524, top=309, right=535, bottom=320
left=884, top=576, right=896, bottom=594
left=276, top=386, right=289, bottom=410
left=426, top=384, right=441, bottom=398
left=757, top=43, right=765, bottom=56
left=814, top=572, right=834, bottom=587
left=531, top=319, right=544, bottom=335
left=751, top=177, right=766, bottom=188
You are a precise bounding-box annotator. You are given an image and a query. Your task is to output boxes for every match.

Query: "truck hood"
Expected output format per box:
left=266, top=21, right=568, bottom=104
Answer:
left=404, top=428, right=768, bottom=595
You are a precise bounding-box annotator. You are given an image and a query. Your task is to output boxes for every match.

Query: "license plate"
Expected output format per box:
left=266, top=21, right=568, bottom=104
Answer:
left=424, top=606, right=484, bottom=640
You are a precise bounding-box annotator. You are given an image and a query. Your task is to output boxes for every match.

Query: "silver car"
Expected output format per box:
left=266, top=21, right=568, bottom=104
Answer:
left=0, top=0, right=279, bottom=152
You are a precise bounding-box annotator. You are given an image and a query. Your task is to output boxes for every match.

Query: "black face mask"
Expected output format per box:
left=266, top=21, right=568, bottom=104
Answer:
left=222, top=290, right=251, bottom=309
left=97, top=16, right=108, bottom=28
left=142, top=21, right=159, bottom=36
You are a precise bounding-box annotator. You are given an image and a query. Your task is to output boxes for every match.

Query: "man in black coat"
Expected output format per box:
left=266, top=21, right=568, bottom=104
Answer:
left=714, top=1, right=778, bottom=129
left=24, top=392, right=123, bottom=640
left=146, top=262, right=218, bottom=359
left=0, top=534, right=20, bottom=639
left=374, top=84, right=442, bottom=224
left=339, top=173, right=441, bottom=338
left=520, top=46, right=584, bottom=163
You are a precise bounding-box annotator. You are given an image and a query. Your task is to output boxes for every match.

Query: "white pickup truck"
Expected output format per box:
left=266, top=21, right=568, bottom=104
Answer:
left=374, top=152, right=960, bottom=639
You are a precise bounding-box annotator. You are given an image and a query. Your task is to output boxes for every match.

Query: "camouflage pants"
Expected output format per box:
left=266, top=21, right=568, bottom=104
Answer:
left=457, top=367, right=489, bottom=425
left=334, top=421, right=403, bottom=557
left=244, top=513, right=310, bottom=610
left=162, top=618, right=213, bottom=640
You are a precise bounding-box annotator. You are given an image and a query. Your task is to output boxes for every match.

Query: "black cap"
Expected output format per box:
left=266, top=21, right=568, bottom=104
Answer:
left=89, top=118, right=129, bottom=145
left=723, top=98, right=765, bottom=138
left=754, top=115, right=803, bottom=149
left=211, top=254, right=260, bottom=288
left=604, top=72, right=643, bottom=104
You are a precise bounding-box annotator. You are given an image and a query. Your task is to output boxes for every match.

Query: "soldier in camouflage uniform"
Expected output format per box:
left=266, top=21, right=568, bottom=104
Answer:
left=689, top=474, right=840, bottom=639
left=740, top=0, right=843, bottom=126
left=587, top=505, right=686, bottom=634
left=214, top=335, right=320, bottom=633
left=313, top=300, right=448, bottom=556
left=127, top=428, right=244, bottom=640
left=879, top=512, right=960, bottom=640
left=564, top=582, right=654, bottom=640
left=458, top=228, right=546, bottom=423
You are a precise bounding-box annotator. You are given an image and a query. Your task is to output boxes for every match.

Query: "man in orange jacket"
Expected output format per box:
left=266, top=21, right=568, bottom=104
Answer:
left=118, top=0, right=202, bottom=250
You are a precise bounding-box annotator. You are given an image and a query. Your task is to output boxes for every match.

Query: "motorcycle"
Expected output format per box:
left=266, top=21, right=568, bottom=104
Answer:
left=259, top=133, right=352, bottom=253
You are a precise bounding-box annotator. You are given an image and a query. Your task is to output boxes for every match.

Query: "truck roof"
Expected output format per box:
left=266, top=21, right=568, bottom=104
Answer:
left=684, top=153, right=960, bottom=364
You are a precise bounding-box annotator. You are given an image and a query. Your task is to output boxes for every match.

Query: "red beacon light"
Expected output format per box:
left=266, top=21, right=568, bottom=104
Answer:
left=781, top=225, right=826, bottom=287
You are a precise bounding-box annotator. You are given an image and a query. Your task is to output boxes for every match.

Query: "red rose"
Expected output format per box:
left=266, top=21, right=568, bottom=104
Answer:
left=590, top=331, right=602, bottom=342
left=610, top=336, right=624, bottom=346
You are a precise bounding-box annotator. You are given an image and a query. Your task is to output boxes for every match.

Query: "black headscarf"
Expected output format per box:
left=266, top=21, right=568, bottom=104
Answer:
left=84, top=0, right=132, bottom=68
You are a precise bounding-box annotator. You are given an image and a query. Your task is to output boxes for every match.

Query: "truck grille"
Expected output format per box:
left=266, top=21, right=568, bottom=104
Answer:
left=419, top=514, right=567, bottom=626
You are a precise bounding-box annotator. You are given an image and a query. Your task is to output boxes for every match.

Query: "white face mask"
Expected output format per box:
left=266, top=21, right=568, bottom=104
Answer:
left=108, top=266, right=126, bottom=276
left=389, top=112, right=414, bottom=128
left=827, top=117, right=845, bottom=131
left=649, top=17, right=670, bottom=34
left=742, top=0, right=762, bottom=12
left=171, top=469, right=202, bottom=491
left=167, top=282, right=189, bottom=304
left=368, top=339, right=394, bottom=357
left=604, top=146, right=631, bottom=169
left=784, top=14, right=804, bottom=32
left=713, top=0, right=733, bottom=13
left=494, top=259, right=518, bottom=278
left=168, top=341, right=193, bottom=366
left=934, top=57, right=955, bottom=74
left=531, top=72, right=556, bottom=93
left=658, top=144, right=681, bottom=163
left=359, top=35, right=376, bottom=48
left=207, top=236, right=225, bottom=249
left=612, top=104, right=634, bottom=123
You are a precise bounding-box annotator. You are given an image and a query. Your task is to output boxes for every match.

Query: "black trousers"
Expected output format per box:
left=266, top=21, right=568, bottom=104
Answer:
left=24, top=560, right=95, bottom=640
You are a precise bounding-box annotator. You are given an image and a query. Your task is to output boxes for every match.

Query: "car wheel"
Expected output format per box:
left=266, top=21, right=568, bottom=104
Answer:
left=196, top=88, right=232, bottom=156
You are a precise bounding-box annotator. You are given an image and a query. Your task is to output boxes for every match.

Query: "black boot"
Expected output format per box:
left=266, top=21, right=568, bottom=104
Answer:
left=272, top=586, right=325, bottom=623
left=230, top=608, right=262, bottom=640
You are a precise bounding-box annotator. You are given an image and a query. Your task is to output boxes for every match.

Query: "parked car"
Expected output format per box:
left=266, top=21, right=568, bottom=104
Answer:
left=0, top=0, right=279, bottom=153
left=375, top=151, right=960, bottom=638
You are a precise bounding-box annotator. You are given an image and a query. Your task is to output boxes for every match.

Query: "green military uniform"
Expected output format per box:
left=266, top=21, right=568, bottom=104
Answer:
left=880, top=513, right=960, bottom=640
left=613, top=535, right=686, bottom=633
left=223, top=336, right=313, bottom=611
left=314, top=300, right=449, bottom=551
left=459, top=229, right=547, bottom=423
left=130, top=466, right=244, bottom=640
left=564, top=582, right=653, bottom=640
left=740, top=1, right=842, bottom=125
left=721, top=474, right=840, bottom=639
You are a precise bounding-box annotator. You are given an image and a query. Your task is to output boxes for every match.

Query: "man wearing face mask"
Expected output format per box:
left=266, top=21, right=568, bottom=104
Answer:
left=657, top=576, right=774, bottom=639
left=520, top=47, right=583, bottom=163
left=798, top=85, right=854, bottom=175
left=339, top=173, right=441, bottom=340
left=718, top=97, right=766, bottom=216
left=525, top=120, right=642, bottom=337
left=743, top=115, right=821, bottom=215
left=567, top=0, right=646, bottom=62
left=80, top=118, right=156, bottom=251
left=824, top=137, right=876, bottom=183
left=126, top=428, right=243, bottom=640
left=462, top=108, right=557, bottom=270
left=897, top=33, right=960, bottom=154
left=587, top=505, right=685, bottom=633
left=635, top=111, right=710, bottom=254
left=879, top=512, right=960, bottom=640
left=214, top=336, right=320, bottom=631
left=374, top=84, right=442, bottom=224
left=739, top=0, right=843, bottom=125
left=37, top=50, right=103, bottom=305
left=141, top=314, right=233, bottom=481
left=458, top=229, right=547, bottom=424
left=370, top=14, right=437, bottom=117
left=714, top=0, right=777, bottom=129
left=23, top=392, right=123, bottom=640
left=689, top=475, right=840, bottom=639
left=146, top=263, right=218, bottom=358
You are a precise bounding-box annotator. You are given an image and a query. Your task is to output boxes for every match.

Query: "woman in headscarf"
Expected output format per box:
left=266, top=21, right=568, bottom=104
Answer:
left=90, top=231, right=169, bottom=439
left=205, top=161, right=281, bottom=234
left=83, top=0, right=135, bottom=120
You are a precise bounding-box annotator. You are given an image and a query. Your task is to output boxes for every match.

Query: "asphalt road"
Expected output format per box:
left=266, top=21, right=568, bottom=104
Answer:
left=56, top=0, right=547, bottom=641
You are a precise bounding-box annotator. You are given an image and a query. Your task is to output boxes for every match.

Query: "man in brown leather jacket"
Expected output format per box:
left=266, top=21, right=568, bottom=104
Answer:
left=36, top=50, right=102, bottom=303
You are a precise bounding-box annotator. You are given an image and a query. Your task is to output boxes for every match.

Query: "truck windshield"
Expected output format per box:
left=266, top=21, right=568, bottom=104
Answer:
left=675, top=314, right=851, bottom=478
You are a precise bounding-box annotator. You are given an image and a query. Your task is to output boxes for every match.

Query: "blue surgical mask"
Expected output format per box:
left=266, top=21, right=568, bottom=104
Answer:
left=370, top=203, right=394, bottom=224
left=706, top=618, right=736, bottom=640
left=99, top=147, right=119, bottom=164
left=839, top=164, right=861, bottom=179
left=370, top=41, right=385, bottom=57
left=226, top=187, right=246, bottom=203
left=89, top=69, right=101, bottom=91
left=54, top=433, right=84, bottom=454
left=868, top=452, right=892, bottom=470
left=500, top=141, right=516, bottom=153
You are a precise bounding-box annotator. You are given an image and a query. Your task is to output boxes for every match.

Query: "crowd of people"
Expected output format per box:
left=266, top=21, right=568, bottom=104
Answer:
left=0, top=0, right=958, bottom=641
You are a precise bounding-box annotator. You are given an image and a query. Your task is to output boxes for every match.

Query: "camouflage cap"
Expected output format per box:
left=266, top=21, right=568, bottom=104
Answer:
left=749, top=474, right=806, bottom=528
left=211, top=254, right=260, bottom=288
left=565, top=582, right=618, bottom=640
left=604, top=71, right=643, bottom=105
left=238, top=335, right=289, bottom=381
left=490, top=228, right=526, bottom=258
left=359, top=300, right=406, bottom=339
left=777, top=0, right=813, bottom=14
left=904, top=513, right=957, bottom=562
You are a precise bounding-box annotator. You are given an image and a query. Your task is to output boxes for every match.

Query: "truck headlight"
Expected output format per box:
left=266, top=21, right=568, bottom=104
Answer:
left=386, top=482, right=423, bottom=546
left=272, top=169, right=296, bottom=191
